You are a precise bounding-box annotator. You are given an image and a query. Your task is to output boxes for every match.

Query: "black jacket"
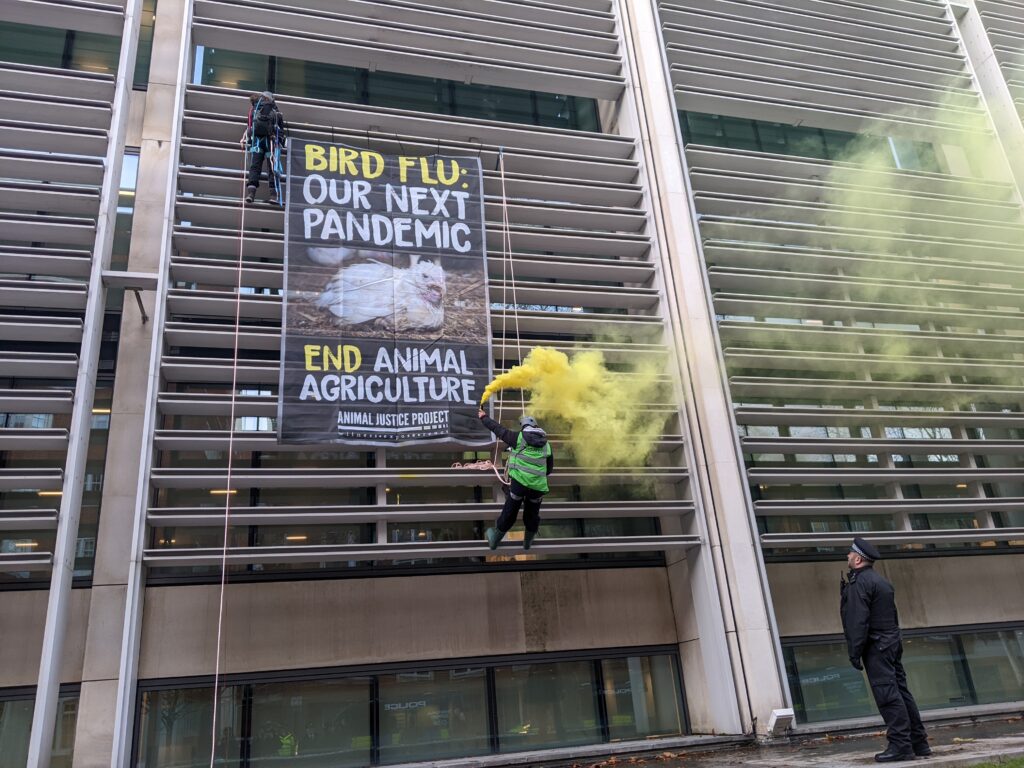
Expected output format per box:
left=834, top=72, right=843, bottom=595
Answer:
left=480, top=414, right=554, bottom=475
left=840, top=565, right=900, bottom=662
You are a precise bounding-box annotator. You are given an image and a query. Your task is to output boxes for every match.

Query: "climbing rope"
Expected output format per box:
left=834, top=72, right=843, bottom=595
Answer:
left=208, top=144, right=249, bottom=767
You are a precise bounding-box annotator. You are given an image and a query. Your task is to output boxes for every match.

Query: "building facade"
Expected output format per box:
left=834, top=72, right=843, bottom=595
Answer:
left=0, top=0, right=1022, bottom=765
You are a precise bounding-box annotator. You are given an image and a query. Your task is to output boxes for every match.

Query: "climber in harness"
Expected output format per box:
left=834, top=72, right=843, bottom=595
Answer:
left=240, top=91, right=288, bottom=205
left=477, top=409, right=554, bottom=551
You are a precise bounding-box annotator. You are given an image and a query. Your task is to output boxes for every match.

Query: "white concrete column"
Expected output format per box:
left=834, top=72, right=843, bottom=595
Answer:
left=106, top=0, right=196, bottom=765
left=614, top=0, right=791, bottom=737
left=27, top=3, right=144, bottom=766
left=950, top=0, right=1024, bottom=199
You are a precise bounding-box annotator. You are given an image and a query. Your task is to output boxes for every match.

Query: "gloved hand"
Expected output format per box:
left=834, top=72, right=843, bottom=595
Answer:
left=478, top=409, right=486, bottom=419
left=850, top=657, right=863, bottom=671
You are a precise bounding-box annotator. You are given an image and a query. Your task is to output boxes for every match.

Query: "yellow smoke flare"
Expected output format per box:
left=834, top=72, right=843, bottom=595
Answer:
left=481, top=346, right=665, bottom=472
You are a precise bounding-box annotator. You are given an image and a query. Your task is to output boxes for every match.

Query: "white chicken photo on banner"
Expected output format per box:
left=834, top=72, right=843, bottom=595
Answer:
left=279, top=140, right=493, bottom=446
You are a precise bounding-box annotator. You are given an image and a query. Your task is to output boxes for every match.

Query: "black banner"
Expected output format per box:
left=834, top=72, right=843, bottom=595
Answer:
left=278, top=141, right=492, bottom=446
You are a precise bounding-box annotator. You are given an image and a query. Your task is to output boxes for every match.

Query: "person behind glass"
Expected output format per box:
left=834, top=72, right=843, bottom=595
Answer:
left=239, top=91, right=287, bottom=205
left=841, top=537, right=929, bottom=762
left=477, top=409, right=553, bottom=551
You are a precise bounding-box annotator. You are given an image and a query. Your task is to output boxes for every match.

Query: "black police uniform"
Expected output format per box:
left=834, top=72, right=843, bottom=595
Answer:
left=840, top=538, right=927, bottom=759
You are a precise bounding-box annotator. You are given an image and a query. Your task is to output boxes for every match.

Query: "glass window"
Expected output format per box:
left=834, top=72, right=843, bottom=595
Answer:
left=960, top=629, right=1024, bottom=705
left=0, top=21, right=118, bottom=74
left=601, top=655, right=684, bottom=741
left=274, top=58, right=363, bottom=104
left=191, top=45, right=599, bottom=131
left=494, top=661, right=601, bottom=751
left=785, top=641, right=875, bottom=723
left=193, top=46, right=269, bottom=92
left=0, top=692, right=78, bottom=767
left=901, top=634, right=972, bottom=708
left=136, top=685, right=244, bottom=767
left=367, top=71, right=450, bottom=116
left=134, top=0, right=157, bottom=88
left=378, top=669, right=489, bottom=764
left=250, top=678, right=371, bottom=767
left=0, top=21, right=67, bottom=67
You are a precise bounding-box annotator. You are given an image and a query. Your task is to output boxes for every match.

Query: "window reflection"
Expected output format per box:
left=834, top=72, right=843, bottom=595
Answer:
left=494, top=661, right=602, bottom=751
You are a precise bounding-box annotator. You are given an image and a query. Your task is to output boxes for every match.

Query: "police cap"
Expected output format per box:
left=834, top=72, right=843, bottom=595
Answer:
left=850, top=536, right=880, bottom=562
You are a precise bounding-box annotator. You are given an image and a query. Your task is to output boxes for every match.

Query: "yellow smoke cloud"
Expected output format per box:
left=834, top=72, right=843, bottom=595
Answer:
left=480, top=346, right=665, bottom=472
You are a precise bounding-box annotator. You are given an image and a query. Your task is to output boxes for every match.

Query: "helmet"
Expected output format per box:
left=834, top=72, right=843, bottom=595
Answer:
left=260, top=90, right=274, bottom=101
left=519, top=415, right=538, bottom=428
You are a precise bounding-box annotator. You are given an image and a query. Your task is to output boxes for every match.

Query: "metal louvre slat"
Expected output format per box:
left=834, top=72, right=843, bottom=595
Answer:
left=755, top=497, right=1024, bottom=516
left=149, top=467, right=687, bottom=489
left=191, top=20, right=624, bottom=101
left=0, top=552, right=54, bottom=572
left=194, top=0, right=621, bottom=71
left=0, top=510, right=59, bottom=531
left=729, top=376, right=1024, bottom=405
left=0, top=0, right=123, bottom=35
left=761, top=530, right=1024, bottom=547
left=150, top=430, right=683, bottom=454
left=720, top=322, right=1024, bottom=357
left=285, top=0, right=617, bottom=35
left=747, top=467, right=1024, bottom=484
left=184, top=88, right=635, bottom=160
left=142, top=535, right=701, bottom=567
left=741, top=436, right=1024, bottom=455
left=147, top=500, right=693, bottom=527
left=735, top=406, right=1024, bottom=430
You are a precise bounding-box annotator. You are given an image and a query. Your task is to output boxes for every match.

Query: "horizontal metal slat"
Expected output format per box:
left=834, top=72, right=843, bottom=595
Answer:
left=0, top=429, right=69, bottom=451
left=149, top=466, right=687, bottom=489
left=748, top=467, right=1024, bottom=484
left=742, top=436, right=1024, bottom=455
left=184, top=87, right=635, bottom=160
left=147, top=500, right=692, bottom=527
left=0, top=63, right=115, bottom=102
left=0, top=389, right=75, bottom=414
left=0, top=468, right=63, bottom=491
left=0, top=510, right=59, bottom=531
left=192, top=20, right=625, bottom=101
left=0, top=315, right=83, bottom=343
left=729, top=376, right=1024, bottom=405
left=761, top=529, right=1024, bottom=547
left=0, top=0, right=124, bottom=35
left=755, top=497, right=1024, bottom=516
left=194, top=0, right=621, bottom=74
left=0, top=552, right=53, bottom=572
left=735, top=406, right=1024, bottom=430
left=143, top=535, right=701, bottom=566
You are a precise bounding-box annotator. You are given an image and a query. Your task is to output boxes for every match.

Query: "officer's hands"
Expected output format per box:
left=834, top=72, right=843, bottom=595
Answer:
left=478, top=409, right=486, bottom=419
left=850, top=657, right=863, bottom=671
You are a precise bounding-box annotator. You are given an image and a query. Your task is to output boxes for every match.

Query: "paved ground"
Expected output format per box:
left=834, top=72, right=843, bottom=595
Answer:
left=546, top=716, right=1024, bottom=768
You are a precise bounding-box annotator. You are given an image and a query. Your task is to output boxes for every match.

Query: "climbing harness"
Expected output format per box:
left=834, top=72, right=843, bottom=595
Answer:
left=246, top=96, right=286, bottom=207
left=208, top=145, right=250, bottom=767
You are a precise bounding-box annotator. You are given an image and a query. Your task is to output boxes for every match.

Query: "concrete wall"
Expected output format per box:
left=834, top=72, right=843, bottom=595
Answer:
left=137, top=568, right=677, bottom=679
left=0, top=589, right=90, bottom=687
left=768, top=554, right=1024, bottom=638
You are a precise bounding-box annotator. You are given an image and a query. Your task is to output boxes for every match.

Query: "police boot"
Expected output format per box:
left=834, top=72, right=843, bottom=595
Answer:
left=912, top=742, right=931, bottom=757
left=485, top=527, right=505, bottom=550
left=523, top=531, right=537, bottom=550
left=874, top=745, right=915, bottom=762
left=244, top=185, right=256, bottom=204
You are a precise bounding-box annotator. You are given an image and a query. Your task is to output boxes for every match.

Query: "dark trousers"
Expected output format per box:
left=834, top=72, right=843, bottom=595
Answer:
left=496, top=479, right=544, bottom=534
left=246, top=143, right=279, bottom=193
left=864, top=638, right=927, bottom=750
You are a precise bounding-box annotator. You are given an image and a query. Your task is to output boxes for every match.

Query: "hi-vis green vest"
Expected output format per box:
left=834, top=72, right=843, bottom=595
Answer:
left=508, top=432, right=552, bottom=493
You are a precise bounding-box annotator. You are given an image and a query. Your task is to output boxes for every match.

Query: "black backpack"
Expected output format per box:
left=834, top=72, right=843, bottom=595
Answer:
left=252, top=98, right=279, bottom=139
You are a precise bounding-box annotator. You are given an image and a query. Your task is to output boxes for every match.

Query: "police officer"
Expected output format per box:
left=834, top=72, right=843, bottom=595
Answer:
left=478, top=409, right=554, bottom=551
left=841, top=537, right=930, bottom=762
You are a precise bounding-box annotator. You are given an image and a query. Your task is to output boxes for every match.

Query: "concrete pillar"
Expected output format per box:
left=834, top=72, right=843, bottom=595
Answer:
left=70, top=0, right=190, bottom=765
left=950, top=0, right=1024, bottom=198
left=614, top=0, right=791, bottom=737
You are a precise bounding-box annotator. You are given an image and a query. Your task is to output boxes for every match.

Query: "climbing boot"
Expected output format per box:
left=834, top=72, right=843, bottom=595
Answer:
left=485, top=527, right=505, bottom=550
left=269, top=188, right=279, bottom=205
left=244, top=185, right=256, bottom=204
left=523, top=531, right=537, bottom=550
